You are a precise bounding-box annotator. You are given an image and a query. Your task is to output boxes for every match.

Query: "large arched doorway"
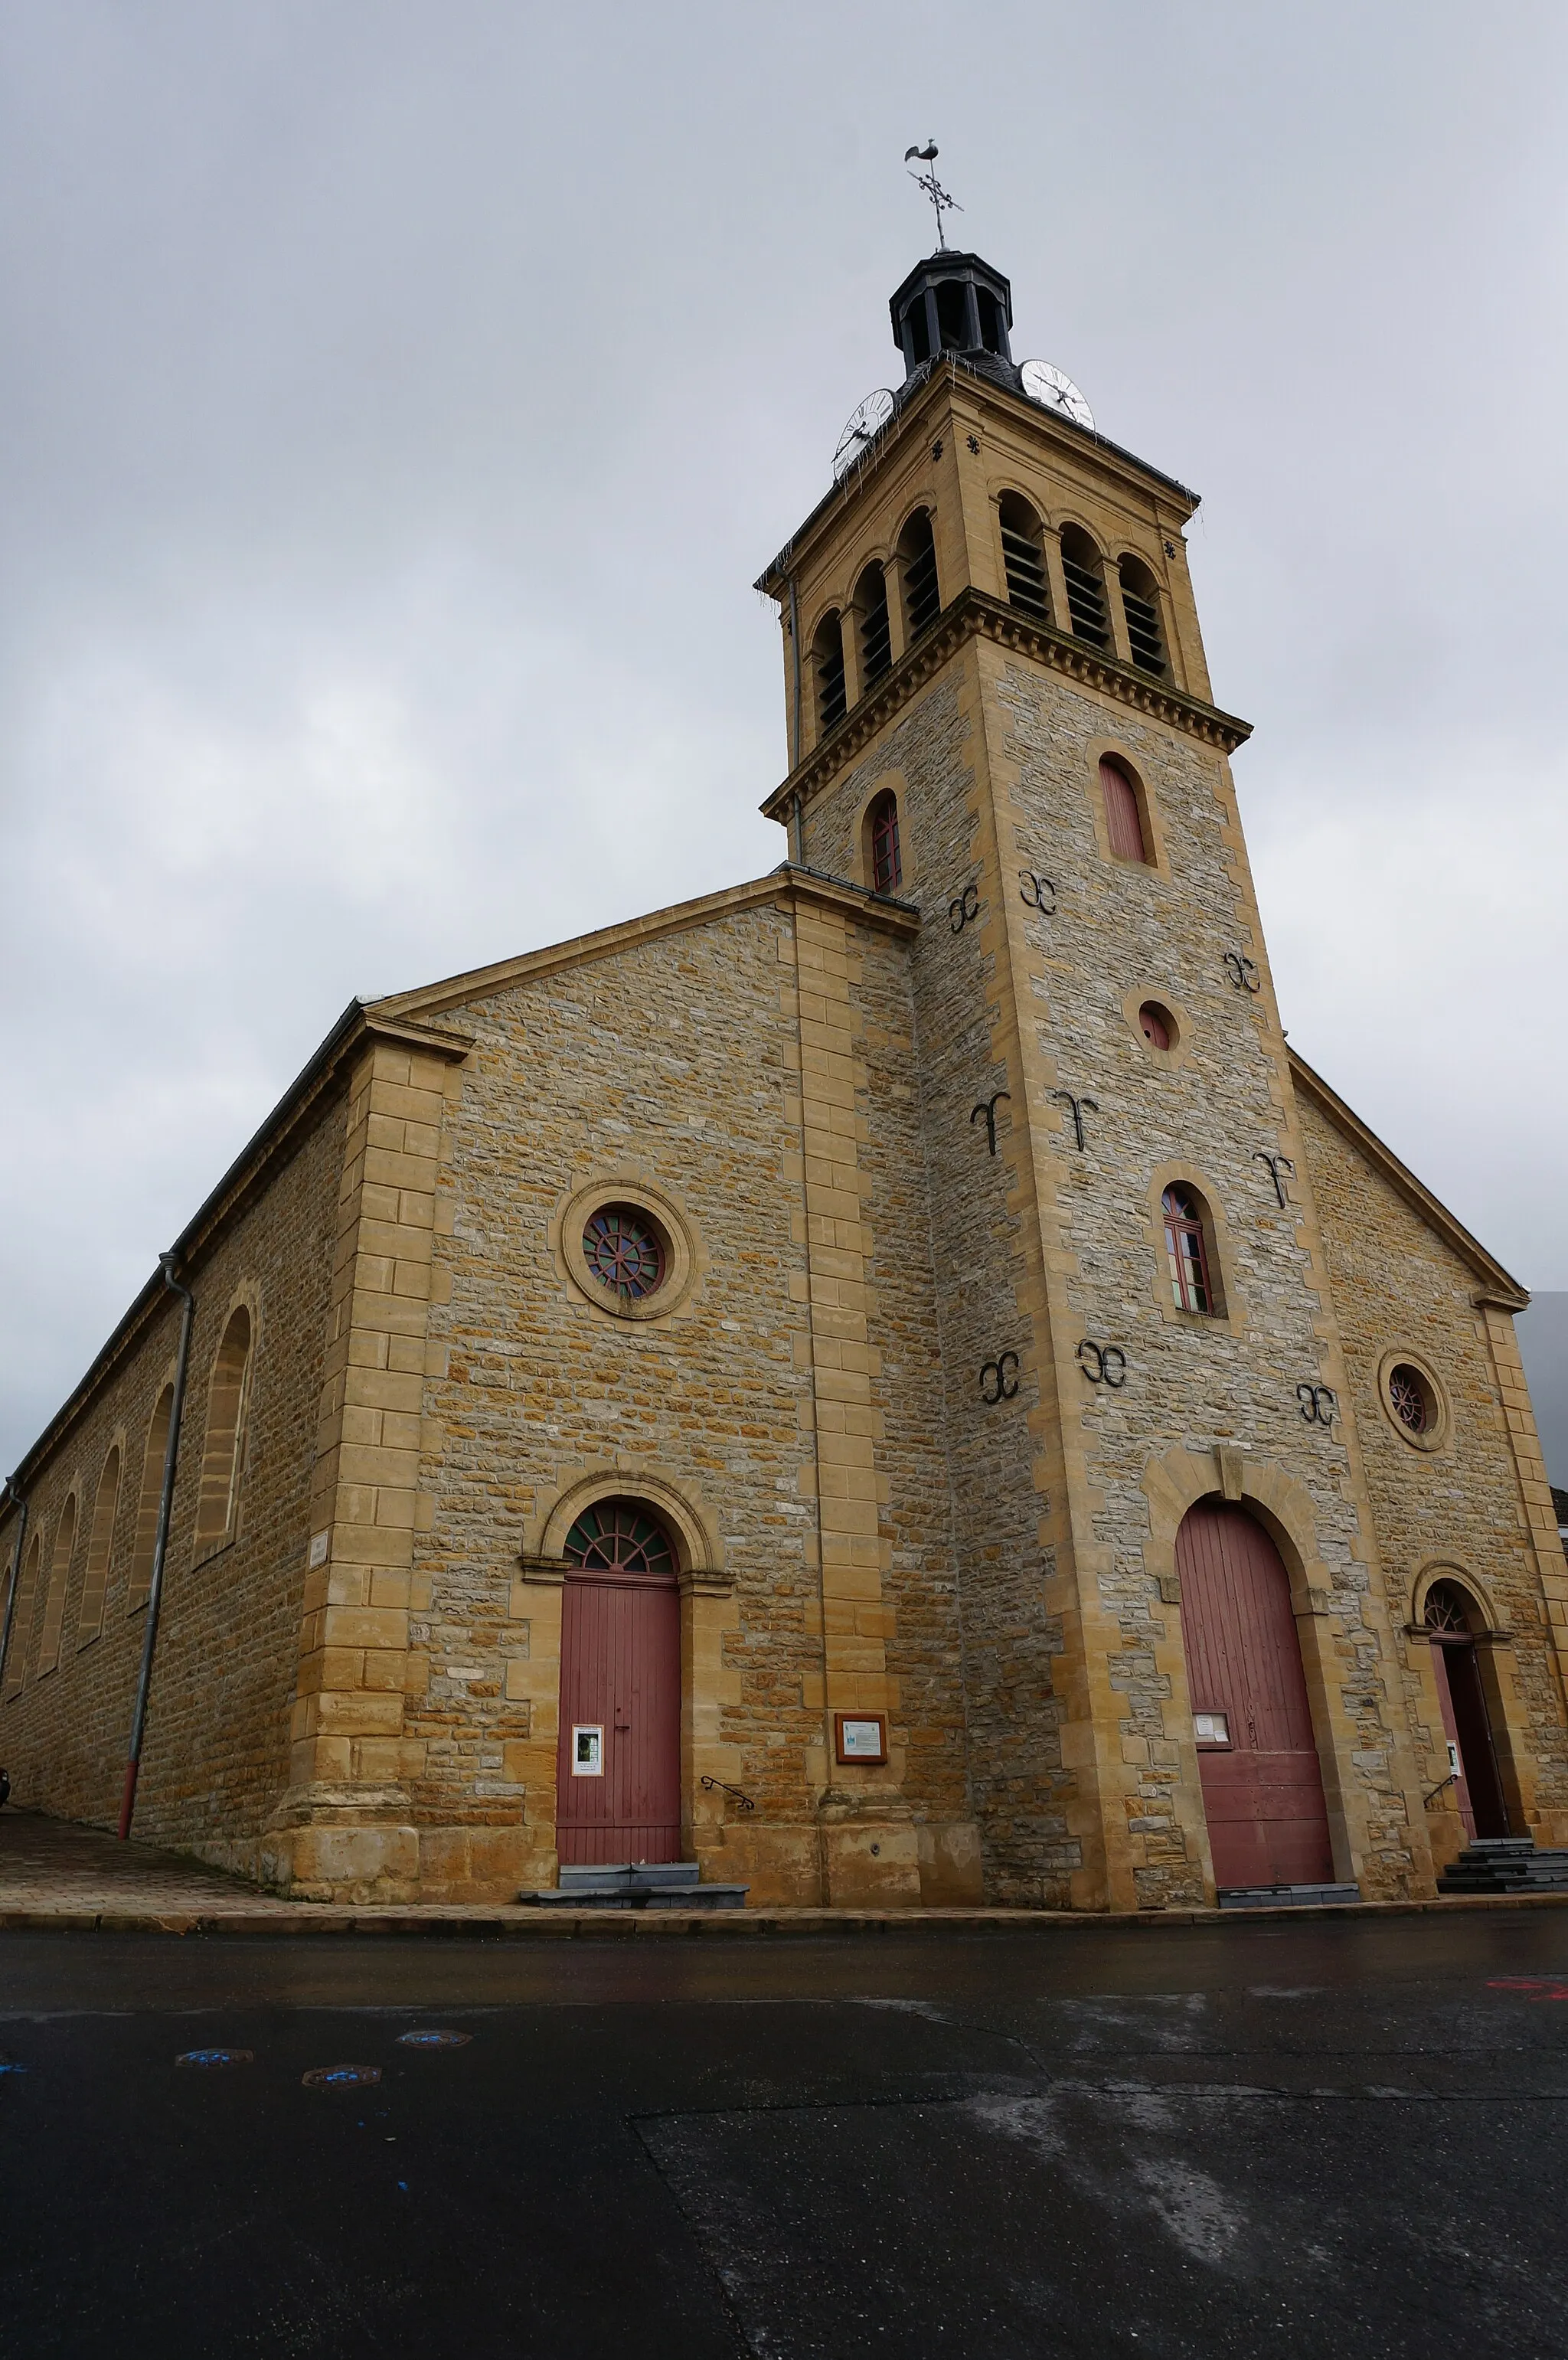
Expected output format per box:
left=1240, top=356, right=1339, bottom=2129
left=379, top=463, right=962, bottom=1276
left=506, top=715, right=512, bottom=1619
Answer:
left=1423, top=1580, right=1509, bottom=1839
left=1176, top=1500, right=1334, bottom=1890
left=556, top=1499, right=681, bottom=1866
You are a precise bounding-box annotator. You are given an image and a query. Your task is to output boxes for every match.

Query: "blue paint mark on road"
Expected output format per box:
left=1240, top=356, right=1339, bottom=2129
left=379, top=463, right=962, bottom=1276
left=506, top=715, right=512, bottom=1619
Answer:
left=176, top=2049, right=253, bottom=2068
left=396, top=2029, right=472, bottom=2050
left=302, top=2063, right=382, bottom=2089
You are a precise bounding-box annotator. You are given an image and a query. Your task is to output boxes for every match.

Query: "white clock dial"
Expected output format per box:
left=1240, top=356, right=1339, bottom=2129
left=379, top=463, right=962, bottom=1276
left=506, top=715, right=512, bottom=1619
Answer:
left=832, top=388, right=895, bottom=479
left=1020, top=359, right=1094, bottom=432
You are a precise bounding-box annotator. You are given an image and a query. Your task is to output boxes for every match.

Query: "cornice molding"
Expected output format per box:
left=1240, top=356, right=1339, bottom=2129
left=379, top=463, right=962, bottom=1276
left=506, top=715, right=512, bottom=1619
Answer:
left=760, top=586, right=1252, bottom=820
left=1287, top=1049, right=1528, bottom=1309
left=4, top=1002, right=475, bottom=1495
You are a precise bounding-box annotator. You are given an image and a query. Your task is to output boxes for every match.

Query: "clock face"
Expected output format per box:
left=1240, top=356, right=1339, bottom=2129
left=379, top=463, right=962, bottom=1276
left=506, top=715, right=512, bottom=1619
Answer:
left=1020, top=359, right=1094, bottom=432
left=832, top=388, right=895, bottom=479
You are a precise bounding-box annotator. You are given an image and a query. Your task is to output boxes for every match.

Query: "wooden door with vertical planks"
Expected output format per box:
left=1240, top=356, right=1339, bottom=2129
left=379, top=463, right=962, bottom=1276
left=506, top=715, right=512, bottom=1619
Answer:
left=556, top=1564, right=681, bottom=1866
left=1177, top=1501, right=1333, bottom=1890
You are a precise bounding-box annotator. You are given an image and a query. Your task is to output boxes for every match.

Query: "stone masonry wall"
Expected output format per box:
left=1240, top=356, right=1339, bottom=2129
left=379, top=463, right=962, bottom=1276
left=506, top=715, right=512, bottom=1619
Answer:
left=0, top=1093, right=345, bottom=1871
left=1296, top=1087, right=1568, bottom=1842
left=411, top=901, right=832, bottom=1899
left=805, top=677, right=1076, bottom=1905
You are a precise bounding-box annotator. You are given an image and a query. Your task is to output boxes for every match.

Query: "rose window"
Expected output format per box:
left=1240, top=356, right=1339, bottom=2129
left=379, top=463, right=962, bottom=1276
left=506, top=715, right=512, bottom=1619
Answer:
left=582, top=1205, right=665, bottom=1304
left=1388, top=1364, right=1432, bottom=1434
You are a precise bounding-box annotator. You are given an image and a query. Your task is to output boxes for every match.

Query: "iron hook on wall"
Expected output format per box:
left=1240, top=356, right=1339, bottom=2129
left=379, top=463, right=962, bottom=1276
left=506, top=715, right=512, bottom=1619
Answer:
left=1253, top=1150, right=1295, bottom=1209
left=979, top=1352, right=1021, bottom=1405
left=970, top=1090, right=1011, bottom=1156
left=1052, top=1090, right=1098, bottom=1151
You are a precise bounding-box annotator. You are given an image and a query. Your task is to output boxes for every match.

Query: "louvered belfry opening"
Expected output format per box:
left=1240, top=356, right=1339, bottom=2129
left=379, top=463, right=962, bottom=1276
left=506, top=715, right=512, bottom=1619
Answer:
left=899, top=508, right=941, bottom=639
left=1059, top=526, right=1109, bottom=648
left=998, top=492, right=1050, bottom=620
left=857, top=562, right=893, bottom=687
left=1119, top=557, right=1166, bottom=675
left=813, top=609, right=847, bottom=733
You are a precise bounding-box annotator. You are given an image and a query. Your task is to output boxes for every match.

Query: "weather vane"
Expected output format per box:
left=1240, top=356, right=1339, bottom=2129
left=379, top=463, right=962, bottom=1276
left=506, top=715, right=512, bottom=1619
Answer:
left=904, top=141, right=962, bottom=250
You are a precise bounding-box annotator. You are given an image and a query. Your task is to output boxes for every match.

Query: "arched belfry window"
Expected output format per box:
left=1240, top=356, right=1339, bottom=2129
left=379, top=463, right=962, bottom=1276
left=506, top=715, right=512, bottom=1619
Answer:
left=998, top=494, right=1050, bottom=620
left=1100, top=757, right=1150, bottom=864
left=866, top=789, right=902, bottom=894
left=856, top=562, right=893, bottom=688
left=194, top=1306, right=253, bottom=1555
left=1119, top=557, right=1166, bottom=675
left=897, top=508, right=941, bottom=639
left=813, top=610, right=847, bottom=734
left=1164, top=1185, right=1217, bottom=1315
left=1059, top=525, right=1109, bottom=648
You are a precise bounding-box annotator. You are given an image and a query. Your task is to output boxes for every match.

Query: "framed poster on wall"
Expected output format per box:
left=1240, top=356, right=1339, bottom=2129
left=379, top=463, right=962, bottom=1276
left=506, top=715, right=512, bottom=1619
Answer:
left=833, top=1711, right=887, bottom=1765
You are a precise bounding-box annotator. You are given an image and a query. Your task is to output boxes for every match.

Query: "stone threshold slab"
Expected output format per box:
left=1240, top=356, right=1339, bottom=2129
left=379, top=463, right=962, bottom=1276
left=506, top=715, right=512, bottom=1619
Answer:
left=4, top=1892, right=1568, bottom=1937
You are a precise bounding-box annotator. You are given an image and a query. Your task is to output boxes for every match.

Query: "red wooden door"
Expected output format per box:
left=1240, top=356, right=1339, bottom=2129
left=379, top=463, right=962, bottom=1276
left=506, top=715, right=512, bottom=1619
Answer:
left=1177, top=1501, right=1334, bottom=1889
left=556, top=1567, right=681, bottom=1865
left=1431, top=1639, right=1508, bottom=1839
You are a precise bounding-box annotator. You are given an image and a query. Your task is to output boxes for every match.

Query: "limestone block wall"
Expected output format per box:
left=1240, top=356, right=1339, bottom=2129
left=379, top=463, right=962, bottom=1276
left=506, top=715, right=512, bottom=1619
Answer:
left=0, top=1093, right=344, bottom=1871
left=805, top=674, right=1081, bottom=1906
left=1296, top=1087, right=1568, bottom=1849
left=409, top=900, right=831, bottom=1903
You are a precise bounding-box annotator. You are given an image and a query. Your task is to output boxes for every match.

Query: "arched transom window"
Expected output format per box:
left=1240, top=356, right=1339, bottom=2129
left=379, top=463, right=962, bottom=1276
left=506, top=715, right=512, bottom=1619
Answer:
left=564, top=1500, right=676, bottom=1578
left=1164, top=1185, right=1215, bottom=1315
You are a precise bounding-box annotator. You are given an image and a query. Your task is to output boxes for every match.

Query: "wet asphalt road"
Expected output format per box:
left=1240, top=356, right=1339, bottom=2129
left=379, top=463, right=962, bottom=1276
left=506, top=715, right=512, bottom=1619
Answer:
left=4, top=1914, right=1568, bottom=2358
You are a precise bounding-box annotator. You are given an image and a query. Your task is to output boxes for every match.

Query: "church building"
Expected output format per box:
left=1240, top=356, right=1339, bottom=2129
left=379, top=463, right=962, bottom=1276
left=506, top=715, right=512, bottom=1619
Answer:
left=2, top=244, right=1564, bottom=1911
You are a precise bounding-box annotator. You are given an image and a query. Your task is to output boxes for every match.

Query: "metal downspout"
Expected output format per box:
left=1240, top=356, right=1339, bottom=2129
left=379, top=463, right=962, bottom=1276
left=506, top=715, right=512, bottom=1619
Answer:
left=118, top=1253, right=196, bottom=1841
left=0, top=1481, right=28, bottom=1701
left=787, top=571, right=802, bottom=778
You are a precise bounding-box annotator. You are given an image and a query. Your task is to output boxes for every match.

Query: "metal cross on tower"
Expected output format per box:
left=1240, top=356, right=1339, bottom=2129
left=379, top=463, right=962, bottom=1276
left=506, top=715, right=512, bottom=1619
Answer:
left=904, top=141, right=962, bottom=250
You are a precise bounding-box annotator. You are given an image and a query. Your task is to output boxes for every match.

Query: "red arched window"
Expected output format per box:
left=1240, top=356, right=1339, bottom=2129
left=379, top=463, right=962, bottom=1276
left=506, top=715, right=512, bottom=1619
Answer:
left=1164, top=1185, right=1214, bottom=1314
left=1100, top=757, right=1148, bottom=863
left=867, top=790, right=902, bottom=892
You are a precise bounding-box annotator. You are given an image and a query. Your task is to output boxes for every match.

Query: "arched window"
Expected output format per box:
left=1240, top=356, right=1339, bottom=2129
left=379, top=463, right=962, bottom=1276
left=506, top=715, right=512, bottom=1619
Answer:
left=998, top=494, right=1050, bottom=620
left=1100, top=756, right=1150, bottom=863
left=36, top=1493, right=77, bottom=1676
left=194, top=1306, right=253, bottom=1554
left=1164, top=1185, right=1216, bottom=1315
left=855, top=562, right=893, bottom=687
left=5, top=1532, right=41, bottom=1698
left=813, top=610, right=847, bottom=734
left=564, top=1500, right=676, bottom=1577
left=1119, top=557, right=1166, bottom=675
left=866, top=789, right=902, bottom=893
left=1059, top=525, right=1109, bottom=647
left=128, top=1385, right=174, bottom=1612
left=78, top=1445, right=122, bottom=1648
left=897, top=508, right=941, bottom=639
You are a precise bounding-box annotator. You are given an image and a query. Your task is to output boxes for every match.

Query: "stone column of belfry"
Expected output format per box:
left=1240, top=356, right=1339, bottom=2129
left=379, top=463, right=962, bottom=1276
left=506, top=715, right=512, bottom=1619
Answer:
left=264, top=1020, right=470, bottom=1903
left=786, top=894, right=922, bottom=1905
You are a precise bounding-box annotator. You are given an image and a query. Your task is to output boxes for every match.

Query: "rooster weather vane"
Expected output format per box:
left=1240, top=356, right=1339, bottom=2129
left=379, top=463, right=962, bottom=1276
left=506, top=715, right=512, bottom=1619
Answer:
left=905, top=141, right=962, bottom=250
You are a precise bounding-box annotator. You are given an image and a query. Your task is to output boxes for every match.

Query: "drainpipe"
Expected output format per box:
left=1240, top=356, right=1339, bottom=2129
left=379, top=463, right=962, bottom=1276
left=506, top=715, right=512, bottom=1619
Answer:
left=787, top=570, right=802, bottom=776
left=118, top=1253, right=195, bottom=1841
left=0, top=1479, right=28, bottom=1699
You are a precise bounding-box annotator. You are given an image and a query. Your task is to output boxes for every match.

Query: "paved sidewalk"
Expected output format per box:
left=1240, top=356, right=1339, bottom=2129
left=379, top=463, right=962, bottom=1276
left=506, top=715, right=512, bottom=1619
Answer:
left=5, top=1806, right=1568, bottom=1937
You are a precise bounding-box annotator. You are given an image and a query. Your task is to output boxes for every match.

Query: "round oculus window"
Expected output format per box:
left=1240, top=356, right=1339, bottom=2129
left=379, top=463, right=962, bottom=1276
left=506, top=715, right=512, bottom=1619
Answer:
left=1387, top=1362, right=1434, bottom=1435
left=582, top=1205, right=666, bottom=1305
left=1138, top=1000, right=1174, bottom=1051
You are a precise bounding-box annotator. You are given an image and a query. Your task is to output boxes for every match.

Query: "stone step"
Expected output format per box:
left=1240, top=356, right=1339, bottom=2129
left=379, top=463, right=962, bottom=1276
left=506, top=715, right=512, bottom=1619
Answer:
left=518, top=1881, right=750, bottom=1911
left=557, top=1862, right=704, bottom=1891
left=1218, top=1882, right=1361, bottom=1911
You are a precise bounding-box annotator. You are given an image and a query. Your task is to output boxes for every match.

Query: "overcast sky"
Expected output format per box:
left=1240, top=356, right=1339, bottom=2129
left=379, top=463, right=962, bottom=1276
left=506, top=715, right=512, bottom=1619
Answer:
left=3, top=1, right=1566, bottom=1475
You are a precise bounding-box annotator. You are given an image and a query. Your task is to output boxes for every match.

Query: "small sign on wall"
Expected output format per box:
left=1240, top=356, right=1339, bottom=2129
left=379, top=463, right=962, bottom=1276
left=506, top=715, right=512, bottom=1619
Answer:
left=834, top=1711, right=887, bottom=1766
left=571, top=1724, right=605, bottom=1777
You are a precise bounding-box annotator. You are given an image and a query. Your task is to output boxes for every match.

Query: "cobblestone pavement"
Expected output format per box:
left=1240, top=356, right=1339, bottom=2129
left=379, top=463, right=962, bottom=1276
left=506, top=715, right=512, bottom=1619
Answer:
left=0, top=1807, right=292, bottom=1914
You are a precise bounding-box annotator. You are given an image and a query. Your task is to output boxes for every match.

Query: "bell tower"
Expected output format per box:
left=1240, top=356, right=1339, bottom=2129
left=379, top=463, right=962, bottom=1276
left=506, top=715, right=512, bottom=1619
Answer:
left=755, top=247, right=1431, bottom=1912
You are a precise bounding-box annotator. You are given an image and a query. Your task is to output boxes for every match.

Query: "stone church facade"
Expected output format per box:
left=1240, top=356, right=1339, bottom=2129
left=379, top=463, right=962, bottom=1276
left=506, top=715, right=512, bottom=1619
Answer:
left=3, top=248, right=1564, bottom=1910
